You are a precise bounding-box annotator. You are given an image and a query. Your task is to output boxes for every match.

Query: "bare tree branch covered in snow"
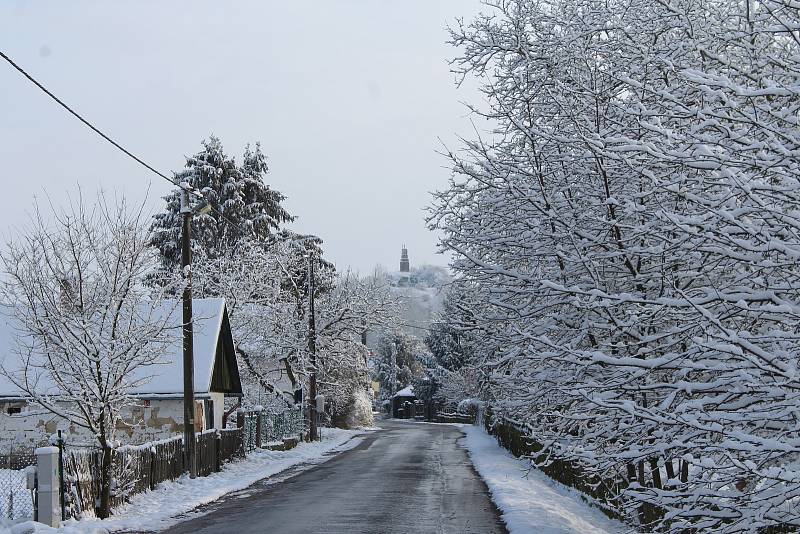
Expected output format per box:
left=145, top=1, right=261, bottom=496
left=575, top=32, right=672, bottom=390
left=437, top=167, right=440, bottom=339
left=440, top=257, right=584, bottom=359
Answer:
left=0, top=194, right=177, bottom=518
left=192, top=237, right=397, bottom=425
left=431, top=0, right=800, bottom=531
left=313, top=269, right=398, bottom=421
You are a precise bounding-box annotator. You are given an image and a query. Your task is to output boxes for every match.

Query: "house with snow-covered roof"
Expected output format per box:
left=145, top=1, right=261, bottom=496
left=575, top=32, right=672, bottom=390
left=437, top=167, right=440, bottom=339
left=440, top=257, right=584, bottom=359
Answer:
left=391, top=385, right=417, bottom=418
left=0, top=298, right=242, bottom=451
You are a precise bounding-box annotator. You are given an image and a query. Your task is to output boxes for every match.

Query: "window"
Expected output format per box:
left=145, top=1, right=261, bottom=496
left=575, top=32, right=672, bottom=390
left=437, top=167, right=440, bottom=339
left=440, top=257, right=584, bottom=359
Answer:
left=7, top=406, right=21, bottom=415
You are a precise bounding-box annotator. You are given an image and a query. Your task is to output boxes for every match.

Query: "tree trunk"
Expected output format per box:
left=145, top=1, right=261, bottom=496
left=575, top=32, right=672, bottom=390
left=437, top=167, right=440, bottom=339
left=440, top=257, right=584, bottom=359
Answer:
left=664, top=458, right=676, bottom=486
left=98, top=444, right=112, bottom=519
left=649, top=457, right=663, bottom=490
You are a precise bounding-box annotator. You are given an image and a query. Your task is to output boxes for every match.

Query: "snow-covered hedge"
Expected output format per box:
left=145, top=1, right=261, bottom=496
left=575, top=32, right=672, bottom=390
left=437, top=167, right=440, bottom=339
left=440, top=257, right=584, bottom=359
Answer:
left=456, top=398, right=484, bottom=417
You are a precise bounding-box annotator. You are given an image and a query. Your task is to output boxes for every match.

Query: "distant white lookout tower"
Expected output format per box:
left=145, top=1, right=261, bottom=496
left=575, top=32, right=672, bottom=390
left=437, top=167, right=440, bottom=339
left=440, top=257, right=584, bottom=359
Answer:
left=400, top=246, right=410, bottom=273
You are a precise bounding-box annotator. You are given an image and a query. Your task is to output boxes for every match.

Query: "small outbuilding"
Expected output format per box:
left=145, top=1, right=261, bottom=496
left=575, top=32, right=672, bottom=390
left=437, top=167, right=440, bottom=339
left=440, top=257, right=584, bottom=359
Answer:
left=391, top=385, right=417, bottom=419
left=0, top=298, right=243, bottom=450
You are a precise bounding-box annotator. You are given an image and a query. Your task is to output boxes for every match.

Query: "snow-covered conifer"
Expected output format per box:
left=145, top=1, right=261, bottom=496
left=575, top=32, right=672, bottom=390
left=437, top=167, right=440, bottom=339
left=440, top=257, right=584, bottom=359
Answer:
left=150, top=136, right=293, bottom=269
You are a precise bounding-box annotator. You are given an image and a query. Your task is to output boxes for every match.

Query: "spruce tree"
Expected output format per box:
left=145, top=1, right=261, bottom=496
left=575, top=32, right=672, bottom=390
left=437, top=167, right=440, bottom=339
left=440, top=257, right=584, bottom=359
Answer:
left=150, top=136, right=293, bottom=269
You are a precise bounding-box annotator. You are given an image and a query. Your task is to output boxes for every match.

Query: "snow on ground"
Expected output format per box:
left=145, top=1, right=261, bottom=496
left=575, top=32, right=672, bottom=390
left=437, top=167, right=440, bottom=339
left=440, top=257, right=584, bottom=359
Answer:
left=4, top=428, right=369, bottom=534
left=459, top=426, right=628, bottom=534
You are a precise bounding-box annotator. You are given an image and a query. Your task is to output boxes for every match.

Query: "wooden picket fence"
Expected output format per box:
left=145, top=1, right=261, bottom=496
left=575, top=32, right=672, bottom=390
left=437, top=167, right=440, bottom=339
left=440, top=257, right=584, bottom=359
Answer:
left=434, top=412, right=475, bottom=424
left=62, top=426, right=247, bottom=518
left=49, top=405, right=305, bottom=519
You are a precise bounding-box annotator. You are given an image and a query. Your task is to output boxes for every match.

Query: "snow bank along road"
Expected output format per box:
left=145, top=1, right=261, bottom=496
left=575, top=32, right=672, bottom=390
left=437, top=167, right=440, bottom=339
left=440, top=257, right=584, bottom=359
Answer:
left=156, top=420, right=506, bottom=534
left=460, top=426, right=625, bottom=534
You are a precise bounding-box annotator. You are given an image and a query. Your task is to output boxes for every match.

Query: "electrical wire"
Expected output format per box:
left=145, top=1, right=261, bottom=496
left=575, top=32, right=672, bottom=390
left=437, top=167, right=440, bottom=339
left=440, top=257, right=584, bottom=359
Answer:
left=0, top=50, right=433, bottom=330
left=0, top=51, right=273, bottom=239
left=0, top=49, right=204, bottom=199
left=0, top=52, right=285, bottom=287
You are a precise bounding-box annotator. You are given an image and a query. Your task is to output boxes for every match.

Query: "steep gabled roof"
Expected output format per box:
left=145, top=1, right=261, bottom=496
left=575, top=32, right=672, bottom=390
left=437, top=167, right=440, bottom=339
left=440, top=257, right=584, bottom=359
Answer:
left=0, top=298, right=242, bottom=399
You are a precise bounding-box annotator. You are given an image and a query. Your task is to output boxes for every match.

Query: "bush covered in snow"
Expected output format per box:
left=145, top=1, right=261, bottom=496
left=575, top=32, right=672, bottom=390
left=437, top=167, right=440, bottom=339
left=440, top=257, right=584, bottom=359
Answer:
left=456, top=398, right=484, bottom=417
left=344, top=389, right=374, bottom=429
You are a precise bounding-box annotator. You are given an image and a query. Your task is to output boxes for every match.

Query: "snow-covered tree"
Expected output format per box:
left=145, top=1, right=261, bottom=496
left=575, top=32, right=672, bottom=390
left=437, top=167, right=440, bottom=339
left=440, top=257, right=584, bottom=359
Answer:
left=192, top=238, right=396, bottom=427
left=191, top=238, right=297, bottom=407
left=0, top=195, right=176, bottom=518
left=431, top=0, right=800, bottom=530
left=313, top=269, right=397, bottom=426
left=373, top=329, right=428, bottom=401
left=421, top=286, right=485, bottom=409
left=150, top=136, right=293, bottom=269
left=425, top=287, right=477, bottom=373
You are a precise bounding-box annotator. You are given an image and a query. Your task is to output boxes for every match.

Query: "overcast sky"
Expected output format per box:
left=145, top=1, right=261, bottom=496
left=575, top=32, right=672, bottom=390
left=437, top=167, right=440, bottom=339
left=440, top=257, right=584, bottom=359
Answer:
left=0, top=0, right=484, bottom=273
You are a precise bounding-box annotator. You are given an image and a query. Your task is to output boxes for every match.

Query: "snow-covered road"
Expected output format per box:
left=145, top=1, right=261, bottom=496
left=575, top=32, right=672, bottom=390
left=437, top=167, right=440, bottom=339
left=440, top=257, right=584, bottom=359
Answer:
left=155, top=420, right=505, bottom=534
left=5, top=422, right=629, bottom=534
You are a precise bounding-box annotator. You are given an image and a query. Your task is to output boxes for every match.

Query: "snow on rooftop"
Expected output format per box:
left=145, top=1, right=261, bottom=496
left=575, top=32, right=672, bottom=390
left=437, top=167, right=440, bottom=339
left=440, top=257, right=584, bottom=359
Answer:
left=0, top=298, right=229, bottom=399
left=393, top=385, right=415, bottom=398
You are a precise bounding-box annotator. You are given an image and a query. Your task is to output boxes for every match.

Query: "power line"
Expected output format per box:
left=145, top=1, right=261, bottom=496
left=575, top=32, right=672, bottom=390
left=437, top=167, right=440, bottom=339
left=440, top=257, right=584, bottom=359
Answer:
left=0, top=50, right=272, bottom=242
left=0, top=51, right=314, bottom=244
left=0, top=49, right=201, bottom=197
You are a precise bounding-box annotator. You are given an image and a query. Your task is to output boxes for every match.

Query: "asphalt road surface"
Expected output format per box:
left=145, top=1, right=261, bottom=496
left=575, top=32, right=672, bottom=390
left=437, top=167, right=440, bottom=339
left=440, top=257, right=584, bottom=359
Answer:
left=158, top=420, right=507, bottom=534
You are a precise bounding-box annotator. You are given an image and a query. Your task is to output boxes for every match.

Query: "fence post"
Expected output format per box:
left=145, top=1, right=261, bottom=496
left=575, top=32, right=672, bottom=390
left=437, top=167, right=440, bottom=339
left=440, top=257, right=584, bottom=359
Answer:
left=297, top=407, right=304, bottom=442
left=149, top=447, right=156, bottom=491
left=255, top=410, right=263, bottom=449
left=35, top=446, right=61, bottom=528
left=236, top=411, right=246, bottom=458
left=56, top=430, right=66, bottom=521
left=215, top=431, right=222, bottom=472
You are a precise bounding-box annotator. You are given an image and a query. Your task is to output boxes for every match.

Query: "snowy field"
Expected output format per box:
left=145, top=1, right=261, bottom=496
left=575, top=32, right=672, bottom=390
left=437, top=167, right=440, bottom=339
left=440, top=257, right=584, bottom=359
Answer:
left=459, top=426, right=627, bottom=534
left=3, top=428, right=369, bottom=534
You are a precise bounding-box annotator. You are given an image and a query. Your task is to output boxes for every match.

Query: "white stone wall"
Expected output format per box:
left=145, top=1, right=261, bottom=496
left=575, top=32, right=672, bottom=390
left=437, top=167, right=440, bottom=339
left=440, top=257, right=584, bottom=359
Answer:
left=0, top=398, right=203, bottom=452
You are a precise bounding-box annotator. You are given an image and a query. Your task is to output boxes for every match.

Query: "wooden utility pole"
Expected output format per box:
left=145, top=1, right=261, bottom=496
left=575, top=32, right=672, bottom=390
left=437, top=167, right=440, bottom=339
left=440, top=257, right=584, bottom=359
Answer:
left=361, top=326, right=370, bottom=388
left=180, top=189, right=197, bottom=478
left=307, top=255, right=319, bottom=441
left=390, top=341, right=397, bottom=417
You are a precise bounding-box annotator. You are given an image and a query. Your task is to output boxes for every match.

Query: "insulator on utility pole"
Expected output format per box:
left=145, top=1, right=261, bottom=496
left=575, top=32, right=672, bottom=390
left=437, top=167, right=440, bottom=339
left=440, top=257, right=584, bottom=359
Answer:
left=180, top=188, right=197, bottom=478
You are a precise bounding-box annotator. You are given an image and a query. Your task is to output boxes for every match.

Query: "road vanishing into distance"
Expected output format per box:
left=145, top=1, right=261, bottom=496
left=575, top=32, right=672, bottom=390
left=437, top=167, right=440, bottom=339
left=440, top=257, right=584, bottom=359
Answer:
left=156, top=420, right=507, bottom=534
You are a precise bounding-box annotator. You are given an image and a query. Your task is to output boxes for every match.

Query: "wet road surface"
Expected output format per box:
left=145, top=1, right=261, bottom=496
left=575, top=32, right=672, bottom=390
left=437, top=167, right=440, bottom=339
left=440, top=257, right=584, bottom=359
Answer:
left=158, top=420, right=507, bottom=534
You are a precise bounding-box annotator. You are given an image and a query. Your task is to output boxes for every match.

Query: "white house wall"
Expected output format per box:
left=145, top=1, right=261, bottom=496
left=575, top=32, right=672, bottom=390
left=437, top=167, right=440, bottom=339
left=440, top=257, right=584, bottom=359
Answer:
left=0, top=399, right=196, bottom=452
left=210, top=391, right=224, bottom=430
